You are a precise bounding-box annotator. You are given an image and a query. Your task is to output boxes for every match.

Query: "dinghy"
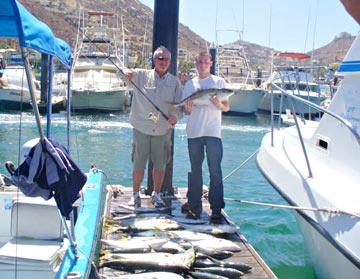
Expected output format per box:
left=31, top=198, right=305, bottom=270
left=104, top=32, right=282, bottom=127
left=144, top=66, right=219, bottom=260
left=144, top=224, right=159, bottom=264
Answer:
left=0, top=1, right=106, bottom=278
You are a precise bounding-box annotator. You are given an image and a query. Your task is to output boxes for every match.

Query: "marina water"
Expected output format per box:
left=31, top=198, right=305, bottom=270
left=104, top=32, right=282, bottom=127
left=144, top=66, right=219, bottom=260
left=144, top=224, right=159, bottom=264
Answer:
left=0, top=111, right=316, bottom=279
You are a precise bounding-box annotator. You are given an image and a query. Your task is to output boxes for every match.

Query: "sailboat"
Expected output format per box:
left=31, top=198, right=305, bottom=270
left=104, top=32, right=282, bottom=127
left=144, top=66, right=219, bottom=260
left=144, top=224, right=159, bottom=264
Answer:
left=0, top=1, right=105, bottom=278
left=256, top=28, right=360, bottom=279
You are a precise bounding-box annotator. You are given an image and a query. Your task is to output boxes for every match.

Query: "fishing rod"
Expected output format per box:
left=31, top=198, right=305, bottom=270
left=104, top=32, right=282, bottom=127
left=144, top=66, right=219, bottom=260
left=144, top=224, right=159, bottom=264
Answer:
left=74, top=23, right=169, bottom=121
left=116, top=61, right=169, bottom=121
left=224, top=197, right=360, bottom=218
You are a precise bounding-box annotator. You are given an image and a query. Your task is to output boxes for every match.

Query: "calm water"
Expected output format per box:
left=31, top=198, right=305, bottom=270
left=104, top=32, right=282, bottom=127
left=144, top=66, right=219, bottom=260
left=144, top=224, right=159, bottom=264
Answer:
left=0, top=110, right=316, bottom=279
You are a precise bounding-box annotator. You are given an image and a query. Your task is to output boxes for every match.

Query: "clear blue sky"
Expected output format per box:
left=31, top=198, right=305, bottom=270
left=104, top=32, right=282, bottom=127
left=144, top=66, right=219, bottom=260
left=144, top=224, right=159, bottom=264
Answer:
left=139, top=0, right=359, bottom=53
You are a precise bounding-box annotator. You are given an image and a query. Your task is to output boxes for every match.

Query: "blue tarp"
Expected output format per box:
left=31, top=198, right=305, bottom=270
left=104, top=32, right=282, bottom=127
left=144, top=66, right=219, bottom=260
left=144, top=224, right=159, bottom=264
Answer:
left=0, top=0, right=71, bottom=68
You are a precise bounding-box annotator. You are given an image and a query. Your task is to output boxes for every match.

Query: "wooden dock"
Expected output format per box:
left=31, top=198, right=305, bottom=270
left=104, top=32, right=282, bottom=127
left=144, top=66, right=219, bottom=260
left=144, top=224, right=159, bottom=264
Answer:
left=99, top=185, right=277, bottom=279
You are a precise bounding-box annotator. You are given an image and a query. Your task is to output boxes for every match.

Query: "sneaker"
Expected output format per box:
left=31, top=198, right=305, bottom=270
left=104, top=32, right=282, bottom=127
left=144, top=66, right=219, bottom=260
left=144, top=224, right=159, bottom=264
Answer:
left=185, top=203, right=202, bottom=219
left=151, top=191, right=165, bottom=208
left=128, top=192, right=141, bottom=207
left=181, top=202, right=190, bottom=213
left=210, top=210, right=223, bottom=224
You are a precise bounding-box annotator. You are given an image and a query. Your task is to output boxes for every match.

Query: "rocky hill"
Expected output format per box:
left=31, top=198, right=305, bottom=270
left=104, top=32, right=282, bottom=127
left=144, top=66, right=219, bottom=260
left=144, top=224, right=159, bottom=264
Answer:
left=12, top=0, right=355, bottom=72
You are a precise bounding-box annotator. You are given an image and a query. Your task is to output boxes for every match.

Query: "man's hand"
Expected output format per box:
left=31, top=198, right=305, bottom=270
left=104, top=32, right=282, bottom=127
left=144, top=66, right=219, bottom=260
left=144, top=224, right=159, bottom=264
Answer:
left=168, top=115, right=178, bottom=126
left=122, top=69, right=133, bottom=81
left=184, top=99, right=193, bottom=114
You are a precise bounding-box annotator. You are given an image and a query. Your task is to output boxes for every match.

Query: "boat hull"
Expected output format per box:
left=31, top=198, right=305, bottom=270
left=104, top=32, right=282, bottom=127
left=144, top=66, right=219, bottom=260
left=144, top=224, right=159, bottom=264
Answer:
left=37, top=96, right=67, bottom=114
left=55, top=169, right=106, bottom=278
left=225, top=86, right=265, bottom=115
left=295, top=212, right=360, bottom=279
left=258, top=90, right=326, bottom=115
left=0, top=86, right=40, bottom=110
left=71, top=88, right=129, bottom=112
left=257, top=124, right=360, bottom=279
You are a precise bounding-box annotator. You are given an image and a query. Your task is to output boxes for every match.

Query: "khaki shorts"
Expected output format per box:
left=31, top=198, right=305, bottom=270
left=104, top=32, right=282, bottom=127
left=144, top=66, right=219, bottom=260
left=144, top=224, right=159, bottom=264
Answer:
left=132, top=129, right=172, bottom=171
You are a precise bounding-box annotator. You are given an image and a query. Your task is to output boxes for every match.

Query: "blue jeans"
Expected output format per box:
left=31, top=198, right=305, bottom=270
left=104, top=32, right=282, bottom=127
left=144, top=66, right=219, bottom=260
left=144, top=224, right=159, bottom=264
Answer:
left=187, top=137, right=225, bottom=211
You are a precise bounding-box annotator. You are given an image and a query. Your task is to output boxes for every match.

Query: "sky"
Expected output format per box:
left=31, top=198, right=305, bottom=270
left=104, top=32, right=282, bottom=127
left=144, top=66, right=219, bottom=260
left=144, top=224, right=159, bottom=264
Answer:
left=139, top=0, right=359, bottom=53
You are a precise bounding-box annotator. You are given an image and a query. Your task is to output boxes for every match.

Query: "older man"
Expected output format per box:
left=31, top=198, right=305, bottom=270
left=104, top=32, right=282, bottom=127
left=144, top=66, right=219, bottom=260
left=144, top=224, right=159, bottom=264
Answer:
left=123, top=46, right=182, bottom=208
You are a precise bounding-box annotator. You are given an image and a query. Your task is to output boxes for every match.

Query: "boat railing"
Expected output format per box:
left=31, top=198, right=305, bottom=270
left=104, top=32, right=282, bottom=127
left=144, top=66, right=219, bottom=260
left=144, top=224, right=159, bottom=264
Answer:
left=270, top=74, right=360, bottom=177
left=274, top=67, right=330, bottom=120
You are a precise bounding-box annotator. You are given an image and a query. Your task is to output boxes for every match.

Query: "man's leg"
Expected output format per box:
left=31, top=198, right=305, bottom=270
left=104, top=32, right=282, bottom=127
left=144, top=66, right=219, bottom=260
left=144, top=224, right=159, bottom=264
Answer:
left=205, top=137, right=225, bottom=211
left=152, top=169, right=165, bottom=192
left=133, top=170, right=145, bottom=193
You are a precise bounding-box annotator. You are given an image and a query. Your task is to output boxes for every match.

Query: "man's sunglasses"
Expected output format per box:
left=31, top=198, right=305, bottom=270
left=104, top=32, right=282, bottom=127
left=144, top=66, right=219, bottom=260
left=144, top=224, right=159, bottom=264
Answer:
left=156, top=56, right=170, bottom=61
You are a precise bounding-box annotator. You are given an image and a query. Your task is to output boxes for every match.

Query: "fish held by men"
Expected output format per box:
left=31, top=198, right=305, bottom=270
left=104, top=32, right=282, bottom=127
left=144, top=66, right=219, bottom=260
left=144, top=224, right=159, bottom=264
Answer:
left=167, top=88, right=234, bottom=107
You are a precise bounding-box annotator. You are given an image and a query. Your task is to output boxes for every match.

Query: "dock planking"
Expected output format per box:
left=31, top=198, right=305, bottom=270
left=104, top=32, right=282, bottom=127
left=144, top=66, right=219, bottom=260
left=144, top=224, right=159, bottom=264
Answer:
left=99, top=185, right=277, bottom=279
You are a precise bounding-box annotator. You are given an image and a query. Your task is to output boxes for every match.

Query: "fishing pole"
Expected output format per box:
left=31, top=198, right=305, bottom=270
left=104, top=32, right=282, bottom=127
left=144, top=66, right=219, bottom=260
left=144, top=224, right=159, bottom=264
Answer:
left=74, top=23, right=169, bottom=121
left=116, top=64, right=169, bottom=121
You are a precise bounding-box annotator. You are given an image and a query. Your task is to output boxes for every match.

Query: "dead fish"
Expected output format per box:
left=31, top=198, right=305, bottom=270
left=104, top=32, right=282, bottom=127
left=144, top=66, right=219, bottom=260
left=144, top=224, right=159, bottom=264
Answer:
left=111, top=217, right=183, bottom=232
left=195, top=249, right=233, bottom=260
left=171, top=216, right=208, bottom=225
left=190, top=271, right=229, bottom=279
left=194, top=267, right=244, bottom=278
left=167, top=88, right=234, bottom=107
left=109, top=272, right=183, bottom=278
left=194, top=253, right=252, bottom=273
left=151, top=240, right=185, bottom=254
left=101, top=238, right=167, bottom=253
left=181, top=223, right=240, bottom=236
left=100, top=247, right=195, bottom=274
left=190, top=238, right=242, bottom=252
left=166, top=230, right=218, bottom=241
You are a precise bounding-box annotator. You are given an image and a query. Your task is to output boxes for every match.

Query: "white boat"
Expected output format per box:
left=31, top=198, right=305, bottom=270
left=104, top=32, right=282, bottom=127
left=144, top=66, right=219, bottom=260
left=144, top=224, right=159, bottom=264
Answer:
left=256, top=33, right=360, bottom=278
left=0, top=65, right=41, bottom=110
left=258, top=53, right=328, bottom=117
left=216, top=45, right=265, bottom=115
left=71, top=11, right=129, bottom=112
left=0, top=2, right=105, bottom=278
left=0, top=63, right=67, bottom=113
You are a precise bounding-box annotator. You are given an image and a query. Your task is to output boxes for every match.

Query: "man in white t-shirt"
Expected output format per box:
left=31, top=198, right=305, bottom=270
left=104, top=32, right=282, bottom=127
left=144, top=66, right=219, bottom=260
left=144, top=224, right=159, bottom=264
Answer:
left=182, top=51, right=230, bottom=224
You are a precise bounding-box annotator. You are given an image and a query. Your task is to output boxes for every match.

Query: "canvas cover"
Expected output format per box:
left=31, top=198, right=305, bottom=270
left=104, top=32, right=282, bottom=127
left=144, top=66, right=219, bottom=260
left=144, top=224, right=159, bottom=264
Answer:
left=0, top=0, right=71, bottom=68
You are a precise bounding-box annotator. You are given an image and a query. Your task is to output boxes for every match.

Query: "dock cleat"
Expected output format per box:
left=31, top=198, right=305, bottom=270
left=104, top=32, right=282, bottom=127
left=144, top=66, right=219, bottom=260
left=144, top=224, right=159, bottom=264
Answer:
left=151, top=191, right=165, bottom=208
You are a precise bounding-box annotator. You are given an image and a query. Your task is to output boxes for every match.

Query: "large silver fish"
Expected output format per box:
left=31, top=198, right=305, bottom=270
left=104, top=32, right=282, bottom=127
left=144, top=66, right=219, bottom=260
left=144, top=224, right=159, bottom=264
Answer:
left=100, top=247, right=195, bottom=273
left=168, top=88, right=234, bottom=107
left=193, top=267, right=244, bottom=278
left=102, top=271, right=185, bottom=279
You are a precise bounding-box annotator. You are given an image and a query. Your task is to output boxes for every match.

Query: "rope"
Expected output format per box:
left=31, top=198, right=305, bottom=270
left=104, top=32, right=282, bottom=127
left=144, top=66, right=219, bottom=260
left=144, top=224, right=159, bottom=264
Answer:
left=223, top=148, right=259, bottom=181
left=221, top=149, right=360, bottom=218
left=224, top=197, right=360, bottom=218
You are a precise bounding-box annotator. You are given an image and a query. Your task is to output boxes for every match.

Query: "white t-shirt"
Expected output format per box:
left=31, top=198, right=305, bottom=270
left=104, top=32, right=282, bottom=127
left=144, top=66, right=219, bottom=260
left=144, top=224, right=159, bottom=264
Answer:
left=182, top=75, right=227, bottom=139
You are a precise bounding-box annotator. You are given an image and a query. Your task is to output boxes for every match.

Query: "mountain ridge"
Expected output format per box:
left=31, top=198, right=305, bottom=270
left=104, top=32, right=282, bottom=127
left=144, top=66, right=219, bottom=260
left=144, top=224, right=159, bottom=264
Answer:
left=17, top=0, right=355, bottom=72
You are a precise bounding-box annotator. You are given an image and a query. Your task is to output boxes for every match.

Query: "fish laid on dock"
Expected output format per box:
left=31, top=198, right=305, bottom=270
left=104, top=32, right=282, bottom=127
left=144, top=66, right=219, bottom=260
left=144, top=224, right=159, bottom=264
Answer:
left=102, top=271, right=186, bottom=279
left=100, top=247, right=196, bottom=274
left=100, top=187, right=276, bottom=279
left=167, top=88, right=234, bottom=107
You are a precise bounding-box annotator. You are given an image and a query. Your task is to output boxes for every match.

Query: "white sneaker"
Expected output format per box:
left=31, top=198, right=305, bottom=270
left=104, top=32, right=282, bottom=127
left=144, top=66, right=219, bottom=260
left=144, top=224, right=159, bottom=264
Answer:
left=128, top=192, right=141, bottom=207
left=151, top=191, right=165, bottom=208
